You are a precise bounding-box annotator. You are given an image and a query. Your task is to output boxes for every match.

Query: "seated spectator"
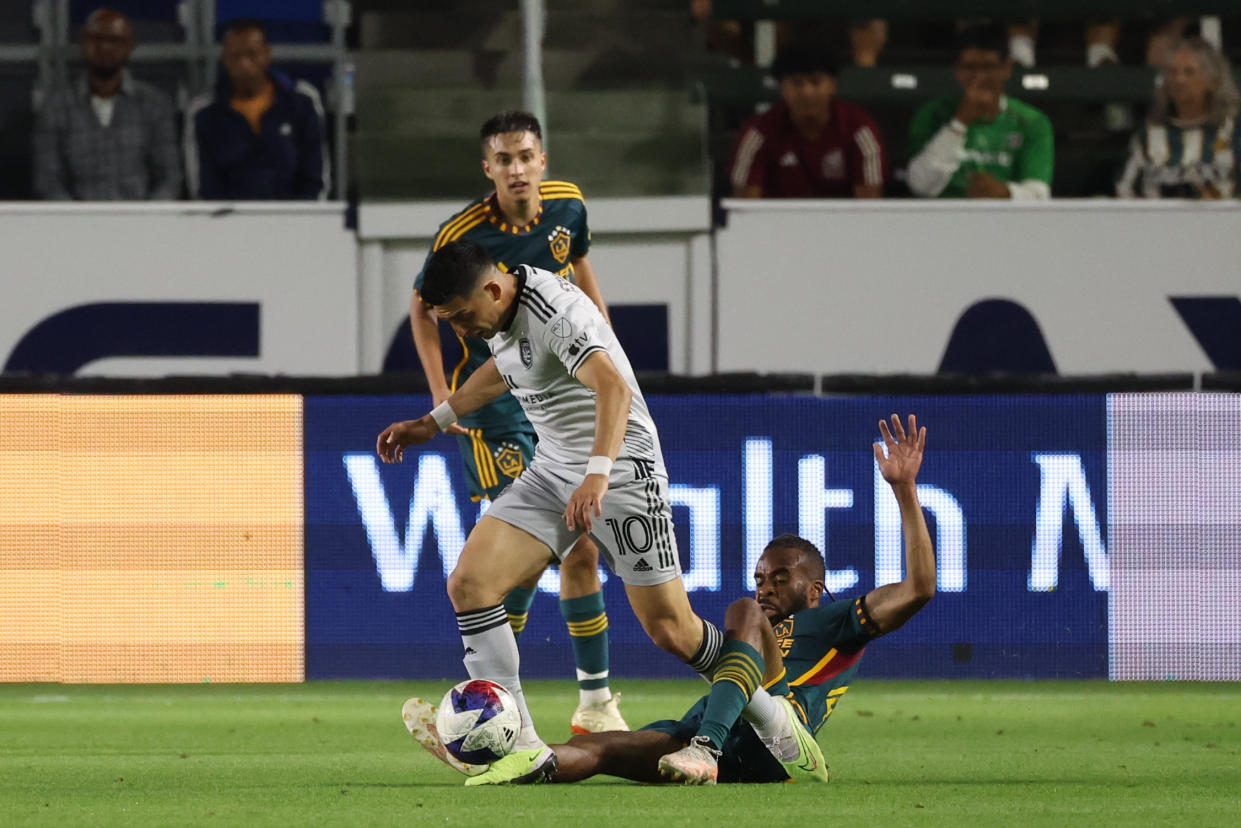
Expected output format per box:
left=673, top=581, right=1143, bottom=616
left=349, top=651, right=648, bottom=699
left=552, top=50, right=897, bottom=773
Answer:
left=33, top=8, right=181, bottom=200
left=907, top=24, right=1053, bottom=199
left=1117, top=37, right=1241, bottom=198
left=185, top=18, right=328, bottom=200
left=728, top=42, right=887, bottom=198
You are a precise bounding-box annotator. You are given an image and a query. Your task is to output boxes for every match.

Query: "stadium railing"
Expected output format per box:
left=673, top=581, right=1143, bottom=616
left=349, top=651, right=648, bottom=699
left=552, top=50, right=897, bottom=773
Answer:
left=0, top=373, right=1202, bottom=396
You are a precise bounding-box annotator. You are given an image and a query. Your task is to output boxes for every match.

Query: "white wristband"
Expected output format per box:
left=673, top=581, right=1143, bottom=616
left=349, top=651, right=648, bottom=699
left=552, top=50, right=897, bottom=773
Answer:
left=429, top=401, right=458, bottom=431
left=584, top=455, right=613, bottom=478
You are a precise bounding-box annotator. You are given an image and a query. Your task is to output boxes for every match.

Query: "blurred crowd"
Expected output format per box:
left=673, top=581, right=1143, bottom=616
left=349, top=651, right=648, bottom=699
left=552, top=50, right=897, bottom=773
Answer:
left=33, top=8, right=327, bottom=202
left=24, top=5, right=1241, bottom=203
left=694, top=6, right=1241, bottom=200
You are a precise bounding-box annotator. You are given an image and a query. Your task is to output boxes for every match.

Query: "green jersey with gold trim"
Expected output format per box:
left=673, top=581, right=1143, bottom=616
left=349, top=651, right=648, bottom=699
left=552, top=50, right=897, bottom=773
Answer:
left=414, top=180, right=591, bottom=433
left=774, top=595, right=880, bottom=735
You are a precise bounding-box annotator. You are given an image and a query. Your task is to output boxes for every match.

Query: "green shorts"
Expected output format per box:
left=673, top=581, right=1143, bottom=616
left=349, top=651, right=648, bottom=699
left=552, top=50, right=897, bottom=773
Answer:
left=641, top=696, right=790, bottom=784
left=454, top=428, right=536, bottom=501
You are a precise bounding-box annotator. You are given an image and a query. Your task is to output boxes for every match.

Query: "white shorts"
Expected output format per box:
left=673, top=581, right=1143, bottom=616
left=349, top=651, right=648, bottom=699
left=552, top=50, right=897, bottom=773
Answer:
left=484, top=458, right=682, bottom=587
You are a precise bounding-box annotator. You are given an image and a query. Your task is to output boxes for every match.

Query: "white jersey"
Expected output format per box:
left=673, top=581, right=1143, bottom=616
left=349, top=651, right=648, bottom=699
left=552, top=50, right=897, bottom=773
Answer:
left=487, top=265, right=666, bottom=476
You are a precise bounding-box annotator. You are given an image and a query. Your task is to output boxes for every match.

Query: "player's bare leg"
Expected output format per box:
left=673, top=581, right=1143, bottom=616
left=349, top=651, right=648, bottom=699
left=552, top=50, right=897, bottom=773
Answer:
left=447, top=516, right=558, bottom=784
left=560, top=536, right=627, bottom=734
left=549, top=731, right=682, bottom=784
left=623, top=579, right=718, bottom=667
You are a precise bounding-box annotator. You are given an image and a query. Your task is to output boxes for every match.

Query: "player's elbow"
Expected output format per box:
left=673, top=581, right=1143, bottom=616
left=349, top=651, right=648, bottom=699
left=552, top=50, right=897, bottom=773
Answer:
left=601, top=376, right=632, bottom=410
left=910, top=575, right=936, bottom=605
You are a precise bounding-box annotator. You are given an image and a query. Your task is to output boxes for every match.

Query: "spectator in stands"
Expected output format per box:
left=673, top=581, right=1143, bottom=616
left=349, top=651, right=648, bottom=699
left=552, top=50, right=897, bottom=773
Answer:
left=33, top=8, right=181, bottom=200
left=1117, top=37, right=1241, bottom=199
left=185, top=18, right=328, bottom=200
left=907, top=24, right=1053, bottom=199
left=728, top=42, right=886, bottom=198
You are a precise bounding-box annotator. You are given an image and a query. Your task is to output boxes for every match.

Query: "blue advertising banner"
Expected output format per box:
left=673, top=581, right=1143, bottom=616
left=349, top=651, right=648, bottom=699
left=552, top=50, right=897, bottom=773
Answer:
left=305, top=395, right=1108, bottom=680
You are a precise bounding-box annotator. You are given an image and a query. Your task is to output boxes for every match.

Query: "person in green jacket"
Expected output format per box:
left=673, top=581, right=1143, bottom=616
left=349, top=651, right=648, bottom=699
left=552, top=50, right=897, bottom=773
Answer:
left=908, top=23, right=1053, bottom=200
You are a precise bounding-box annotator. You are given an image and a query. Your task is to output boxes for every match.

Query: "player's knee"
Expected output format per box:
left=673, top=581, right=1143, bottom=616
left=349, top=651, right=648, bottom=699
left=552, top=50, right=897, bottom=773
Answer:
left=643, top=617, right=695, bottom=661
left=724, top=597, right=765, bottom=635
left=559, top=547, right=601, bottom=588
left=446, top=566, right=499, bottom=610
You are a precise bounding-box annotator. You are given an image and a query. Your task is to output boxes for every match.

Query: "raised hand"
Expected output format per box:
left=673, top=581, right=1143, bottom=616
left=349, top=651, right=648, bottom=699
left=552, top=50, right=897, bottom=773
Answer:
left=873, top=413, right=926, bottom=487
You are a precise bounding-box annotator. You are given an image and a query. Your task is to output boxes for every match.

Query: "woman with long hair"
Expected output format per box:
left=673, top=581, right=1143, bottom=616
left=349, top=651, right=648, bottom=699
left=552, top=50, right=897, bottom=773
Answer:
left=1116, top=37, right=1241, bottom=198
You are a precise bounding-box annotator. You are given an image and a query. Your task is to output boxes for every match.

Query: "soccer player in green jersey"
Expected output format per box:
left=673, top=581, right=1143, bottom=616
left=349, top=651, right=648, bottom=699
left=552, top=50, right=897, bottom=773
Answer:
left=405, top=414, right=934, bottom=785
left=409, top=111, right=624, bottom=734
left=907, top=24, right=1054, bottom=200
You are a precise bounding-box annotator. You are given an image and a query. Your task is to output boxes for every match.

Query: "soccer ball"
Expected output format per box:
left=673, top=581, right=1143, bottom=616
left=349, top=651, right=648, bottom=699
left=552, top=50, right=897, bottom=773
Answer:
left=436, top=679, right=522, bottom=764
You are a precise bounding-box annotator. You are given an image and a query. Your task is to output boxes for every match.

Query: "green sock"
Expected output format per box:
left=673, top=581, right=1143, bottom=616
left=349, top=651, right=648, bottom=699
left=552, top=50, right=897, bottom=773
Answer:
left=504, top=586, right=537, bottom=639
left=561, top=591, right=610, bottom=700
left=696, top=640, right=764, bottom=751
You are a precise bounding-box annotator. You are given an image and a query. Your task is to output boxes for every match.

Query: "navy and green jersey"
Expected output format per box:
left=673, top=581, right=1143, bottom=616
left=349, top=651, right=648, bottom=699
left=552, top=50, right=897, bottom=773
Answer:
left=775, top=595, right=880, bottom=735
left=909, top=96, right=1054, bottom=197
left=413, top=180, right=592, bottom=433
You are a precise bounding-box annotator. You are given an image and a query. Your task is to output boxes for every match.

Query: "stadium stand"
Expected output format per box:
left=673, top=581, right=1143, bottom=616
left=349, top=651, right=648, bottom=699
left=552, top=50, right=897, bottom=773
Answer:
left=350, top=0, right=709, bottom=199
left=699, top=1, right=1241, bottom=197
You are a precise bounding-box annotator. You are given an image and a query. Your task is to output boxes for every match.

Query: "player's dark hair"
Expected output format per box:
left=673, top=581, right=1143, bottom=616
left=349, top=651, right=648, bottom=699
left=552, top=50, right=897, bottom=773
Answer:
left=221, top=17, right=267, bottom=40
left=480, top=110, right=543, bottom=151
left=954, top=23, right=1008, bottom=60
left=770, top=42, right=839, bottom=81
left=421, top=240, right=494, bottom=306
left=765, top=534, right=831, bottom=598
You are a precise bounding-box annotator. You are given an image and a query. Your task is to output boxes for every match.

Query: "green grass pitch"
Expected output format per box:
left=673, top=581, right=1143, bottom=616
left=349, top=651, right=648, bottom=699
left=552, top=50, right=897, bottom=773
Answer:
left=2, top=680, right=1237, bottom=826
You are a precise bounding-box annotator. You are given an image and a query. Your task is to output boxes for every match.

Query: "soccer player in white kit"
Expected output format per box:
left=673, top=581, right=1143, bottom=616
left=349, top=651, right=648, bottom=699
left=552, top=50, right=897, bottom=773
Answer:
left=377, top=240, right=724, bottom=786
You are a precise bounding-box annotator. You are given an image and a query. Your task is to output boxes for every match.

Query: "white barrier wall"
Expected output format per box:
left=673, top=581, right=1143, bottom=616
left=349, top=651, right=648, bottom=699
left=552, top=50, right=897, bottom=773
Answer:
left=1, top=200, right=1237, bottom=377
left=356, top=198, right=714, bottom=374
left=0, top=204, right=358, bottom=376
left=716, top=200, right=1241, bottom=374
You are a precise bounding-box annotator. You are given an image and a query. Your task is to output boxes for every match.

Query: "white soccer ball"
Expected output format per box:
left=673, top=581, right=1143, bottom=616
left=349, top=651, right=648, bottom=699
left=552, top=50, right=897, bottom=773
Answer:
left=436, top=679, right=522, bottom=764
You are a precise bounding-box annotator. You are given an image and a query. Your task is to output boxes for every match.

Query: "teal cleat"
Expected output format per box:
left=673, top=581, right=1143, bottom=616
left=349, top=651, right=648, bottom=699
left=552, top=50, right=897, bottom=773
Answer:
left=462, top=746, right=558, bottom=786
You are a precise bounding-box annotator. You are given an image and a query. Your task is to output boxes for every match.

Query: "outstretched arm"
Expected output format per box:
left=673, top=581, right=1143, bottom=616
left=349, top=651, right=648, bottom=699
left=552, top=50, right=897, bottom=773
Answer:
left=863, top=414, right=935, bottom=634
left=376, top=358, right=509, bottom=463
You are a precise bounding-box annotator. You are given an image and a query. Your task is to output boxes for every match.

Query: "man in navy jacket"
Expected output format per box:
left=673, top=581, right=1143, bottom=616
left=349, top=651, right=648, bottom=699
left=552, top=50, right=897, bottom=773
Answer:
left=185, top=18, right=328, bottom=200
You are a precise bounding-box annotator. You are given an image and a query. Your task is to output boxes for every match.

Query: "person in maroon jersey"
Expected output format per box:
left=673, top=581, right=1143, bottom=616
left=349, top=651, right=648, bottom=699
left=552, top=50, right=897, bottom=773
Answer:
left=728, top=42, right=887, bottom=199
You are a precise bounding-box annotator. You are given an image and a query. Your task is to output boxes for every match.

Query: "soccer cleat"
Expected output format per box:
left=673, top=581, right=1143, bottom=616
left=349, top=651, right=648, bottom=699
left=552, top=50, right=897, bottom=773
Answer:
left=761, top=697, right=830, bottom=784
left=657, top=735, right=721, bottom=785
left=570, top=694, right=630, bottom=735
left=462, top=746, right=558, bottom=786
left=401, top=697, right=487, bottom=777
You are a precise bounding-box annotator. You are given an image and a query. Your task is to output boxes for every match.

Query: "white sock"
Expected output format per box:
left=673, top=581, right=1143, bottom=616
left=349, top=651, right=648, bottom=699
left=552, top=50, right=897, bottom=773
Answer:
left=456, top=605, right=543, bottom=749
left=1009, top=34, right=1036, bottom=68
left=578, top=686, right=611, bottom=706
left=742, top=688, right=797, bottom=760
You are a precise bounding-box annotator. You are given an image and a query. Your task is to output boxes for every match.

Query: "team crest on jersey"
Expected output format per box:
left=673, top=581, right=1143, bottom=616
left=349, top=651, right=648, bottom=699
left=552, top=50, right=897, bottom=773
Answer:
left=773, top=618, right=794, bottom=657
left=495, top=445, right=525, bottom=479
left=1007, top=132, right=1024, bottom=149
left=519, top=337, right=533, bottom=368
left=547, top=225, right=572, bottom=263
